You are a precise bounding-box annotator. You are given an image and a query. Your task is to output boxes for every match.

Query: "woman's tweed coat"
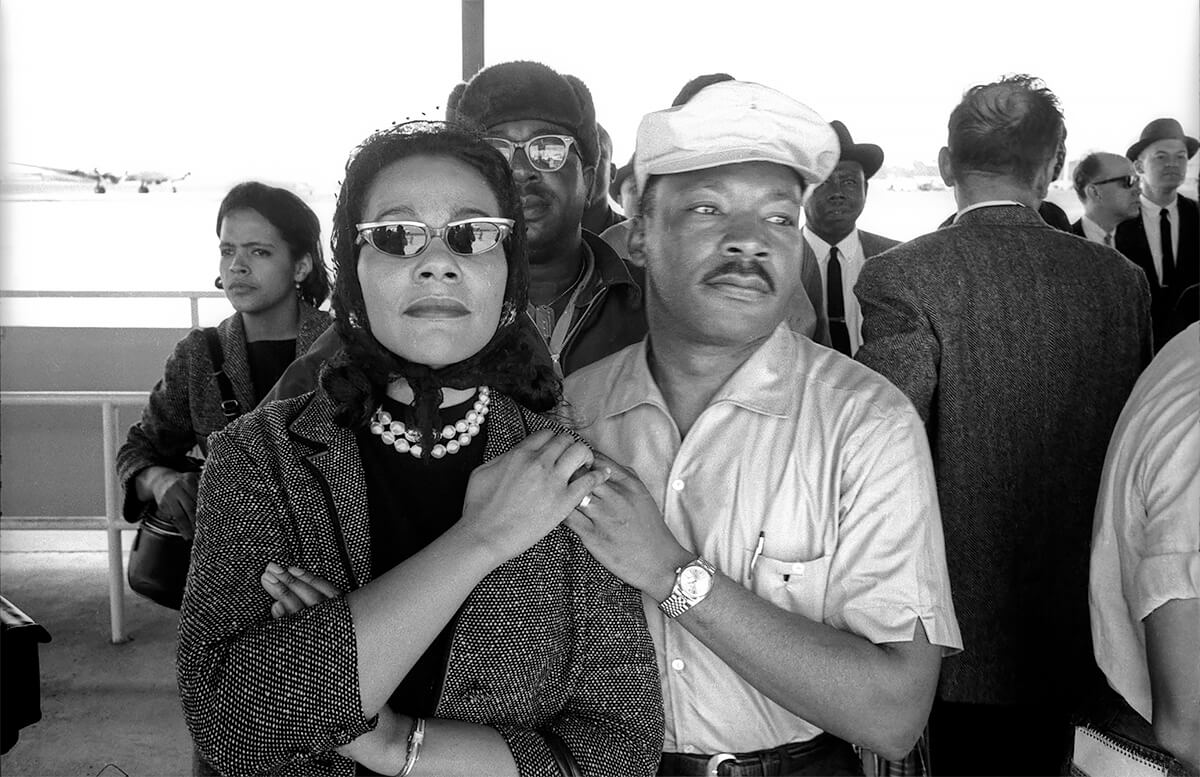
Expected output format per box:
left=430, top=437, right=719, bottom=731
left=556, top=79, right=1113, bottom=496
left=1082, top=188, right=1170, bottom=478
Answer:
left=177, top=389, right=664, bottom=777
left=116, top=304, right=331, bottom=520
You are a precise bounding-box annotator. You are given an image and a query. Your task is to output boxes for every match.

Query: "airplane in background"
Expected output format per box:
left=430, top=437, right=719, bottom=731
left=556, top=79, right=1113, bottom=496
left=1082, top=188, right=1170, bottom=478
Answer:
left=7, top=163, right=191, bottom=193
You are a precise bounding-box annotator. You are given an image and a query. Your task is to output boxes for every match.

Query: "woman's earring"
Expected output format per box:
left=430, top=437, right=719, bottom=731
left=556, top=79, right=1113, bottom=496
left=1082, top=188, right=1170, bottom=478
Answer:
left=346, top=310, right=363, bottom=329
left=214, top=276, right=224, bottom=290
left=499, top=301, right=517, bottom=327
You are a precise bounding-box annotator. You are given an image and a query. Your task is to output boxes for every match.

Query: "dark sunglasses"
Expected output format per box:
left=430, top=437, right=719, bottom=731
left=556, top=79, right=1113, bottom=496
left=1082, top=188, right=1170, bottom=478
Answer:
left=355, top=218, right=515, bottom=258
left=483, top=135, right=578, bottom=172
left=1091, top=174, right=1139, bottom=189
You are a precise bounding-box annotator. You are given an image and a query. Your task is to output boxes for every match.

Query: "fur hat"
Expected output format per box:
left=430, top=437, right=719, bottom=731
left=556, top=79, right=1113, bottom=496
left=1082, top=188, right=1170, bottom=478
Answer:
left=450, top=61, right=599, bottom=169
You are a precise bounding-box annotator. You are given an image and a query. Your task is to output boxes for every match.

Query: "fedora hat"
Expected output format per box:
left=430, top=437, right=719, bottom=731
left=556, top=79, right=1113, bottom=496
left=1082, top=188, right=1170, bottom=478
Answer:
left=1126, top=117, right=1199, bottom=161
left=610, top=154, right=634, bottom=201
left=829, top=120, right=884, bottom=180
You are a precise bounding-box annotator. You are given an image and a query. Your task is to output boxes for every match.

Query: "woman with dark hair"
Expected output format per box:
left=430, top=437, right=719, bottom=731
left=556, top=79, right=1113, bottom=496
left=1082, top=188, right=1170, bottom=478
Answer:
left=117, top=181, right=331, bottom=540
left=177, top=122, right=663, bottom=777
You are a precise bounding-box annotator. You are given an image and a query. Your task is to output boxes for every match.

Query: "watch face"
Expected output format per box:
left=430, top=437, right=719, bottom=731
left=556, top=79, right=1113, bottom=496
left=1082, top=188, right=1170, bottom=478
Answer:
left=679, top=563, right=713, bottom=599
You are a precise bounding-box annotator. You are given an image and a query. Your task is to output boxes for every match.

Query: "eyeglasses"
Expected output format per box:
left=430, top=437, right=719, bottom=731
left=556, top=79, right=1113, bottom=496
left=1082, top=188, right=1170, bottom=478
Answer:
left=356, top=218, right=515, bottom=258
left=483, top=135, right=578, bottom=172
left=1090, top=174, right=1139, bottom=189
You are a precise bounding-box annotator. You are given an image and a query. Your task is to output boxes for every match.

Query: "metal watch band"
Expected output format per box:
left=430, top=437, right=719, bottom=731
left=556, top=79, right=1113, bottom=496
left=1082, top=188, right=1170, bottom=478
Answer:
left=658, top=556, right=716, bottom=619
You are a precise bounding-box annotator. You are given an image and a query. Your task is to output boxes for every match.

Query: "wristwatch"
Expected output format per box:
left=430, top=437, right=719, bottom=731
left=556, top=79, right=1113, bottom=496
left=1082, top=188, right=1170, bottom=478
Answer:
left=658, top=556, right=717, bottom=619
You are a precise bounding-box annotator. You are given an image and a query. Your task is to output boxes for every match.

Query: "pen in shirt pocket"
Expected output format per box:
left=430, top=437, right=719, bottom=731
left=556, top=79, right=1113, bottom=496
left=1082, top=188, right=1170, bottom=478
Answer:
left=749, top=531, right=765, bottom=581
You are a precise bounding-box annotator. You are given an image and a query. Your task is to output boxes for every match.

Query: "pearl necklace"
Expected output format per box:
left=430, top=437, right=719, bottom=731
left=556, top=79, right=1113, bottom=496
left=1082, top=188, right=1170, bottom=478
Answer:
left=369, top=387, right=491, bottom=459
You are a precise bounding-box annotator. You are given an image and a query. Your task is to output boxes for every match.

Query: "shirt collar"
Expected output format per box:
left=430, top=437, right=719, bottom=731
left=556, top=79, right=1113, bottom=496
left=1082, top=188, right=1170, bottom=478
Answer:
left=802, top=227, right=862, bottom=259
left=601, top=323, right=798, bottom=422
left=1081, top=215, right=1112, bottom=243
left=953, top=200, right=1026, bottom=222
left=1140, top=194, right=1179, bottom=215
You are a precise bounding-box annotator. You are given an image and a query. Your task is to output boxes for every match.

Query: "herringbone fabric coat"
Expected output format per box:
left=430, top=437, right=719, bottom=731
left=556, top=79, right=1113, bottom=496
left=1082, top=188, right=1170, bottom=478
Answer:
left=116, top=304, right=331, bottom=520
left=177, top=389, right=663, bottom=777
left=855, top=204, right=1153, bottom=709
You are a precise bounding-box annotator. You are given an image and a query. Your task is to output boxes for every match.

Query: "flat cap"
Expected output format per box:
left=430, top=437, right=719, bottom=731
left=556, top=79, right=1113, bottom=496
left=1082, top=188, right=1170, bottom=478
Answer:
left=634, top=81, right=839, bottom=195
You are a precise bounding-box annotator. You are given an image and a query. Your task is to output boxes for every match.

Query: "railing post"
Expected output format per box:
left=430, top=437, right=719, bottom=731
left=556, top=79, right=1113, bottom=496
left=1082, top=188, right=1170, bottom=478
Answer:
left=102, top=401, right=128, bottom=644
left=190, top=296, right=200, bottom=329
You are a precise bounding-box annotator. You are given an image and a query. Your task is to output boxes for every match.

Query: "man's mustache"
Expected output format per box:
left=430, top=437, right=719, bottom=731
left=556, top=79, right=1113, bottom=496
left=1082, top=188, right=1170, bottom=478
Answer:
left=702, top=261, right=775, bottom=293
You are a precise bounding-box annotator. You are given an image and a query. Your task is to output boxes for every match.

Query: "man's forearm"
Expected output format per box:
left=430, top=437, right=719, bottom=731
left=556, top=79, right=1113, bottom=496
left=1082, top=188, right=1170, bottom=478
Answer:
left=676, top=573, right=941, bottom=760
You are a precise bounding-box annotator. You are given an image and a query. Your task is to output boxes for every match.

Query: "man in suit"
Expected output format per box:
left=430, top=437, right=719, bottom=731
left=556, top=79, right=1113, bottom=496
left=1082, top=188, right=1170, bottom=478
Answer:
left=1116, top=118, right=1200, bottom=348
left=1070, top=152, right=1142, bottom=245
left=856, top=74, right=1153, bottom=776
left=801, top=121, right=900, bottom=355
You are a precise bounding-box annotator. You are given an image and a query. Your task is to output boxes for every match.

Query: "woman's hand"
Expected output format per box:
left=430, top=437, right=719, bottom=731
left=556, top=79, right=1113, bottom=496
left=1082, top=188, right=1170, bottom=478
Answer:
left=565, top=451, right=692, bottom=601
left=144, top=467, right=201, bottom=540
left=261, top=562, right=341, bottom=618
left=457, top=429, right=610, bottom=565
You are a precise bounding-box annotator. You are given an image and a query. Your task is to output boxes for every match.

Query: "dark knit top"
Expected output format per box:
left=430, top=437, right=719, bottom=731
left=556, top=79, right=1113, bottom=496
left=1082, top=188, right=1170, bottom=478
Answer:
left=246, top=339, right=298, bottom=402
left=354, top=392, right=487, bottom=720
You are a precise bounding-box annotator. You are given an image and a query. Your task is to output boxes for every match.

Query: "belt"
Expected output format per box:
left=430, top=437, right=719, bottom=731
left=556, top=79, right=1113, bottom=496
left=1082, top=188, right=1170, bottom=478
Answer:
left=658, top=732, right=859, bottom=776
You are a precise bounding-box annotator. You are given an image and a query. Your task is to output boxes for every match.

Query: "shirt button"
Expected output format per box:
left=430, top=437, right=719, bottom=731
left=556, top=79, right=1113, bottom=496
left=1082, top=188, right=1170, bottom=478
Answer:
left=671, top=479, right=685, bottom=492
left=671, top=658, right=686, bottom=672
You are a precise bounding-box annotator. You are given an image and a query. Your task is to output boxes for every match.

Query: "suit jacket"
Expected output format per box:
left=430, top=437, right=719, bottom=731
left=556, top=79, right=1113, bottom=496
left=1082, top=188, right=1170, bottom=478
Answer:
left=1115, top=194, right=1200, bottom=348
left=855, top=204, right=1153, bottom=709
left=1070, top=218, right=1086, bottom=238
left=800, top=228, right=901, bottom=349
left=116, top=303, right=331, bottom=520
left=178, top=390, right=663, bottom=777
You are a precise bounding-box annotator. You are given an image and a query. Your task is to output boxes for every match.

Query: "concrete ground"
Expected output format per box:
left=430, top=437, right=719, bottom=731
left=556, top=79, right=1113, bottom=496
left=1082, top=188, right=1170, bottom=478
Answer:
left=1, top=532, right=193, bottom=777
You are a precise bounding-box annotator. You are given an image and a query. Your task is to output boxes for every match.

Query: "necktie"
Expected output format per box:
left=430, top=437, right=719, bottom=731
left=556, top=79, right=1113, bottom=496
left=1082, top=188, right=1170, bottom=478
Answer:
left=1160, top=208, right=1175, bottom=287
left=1103, top=232, right=1112, bottom=247
left=827, top=246, right=851, bottom=355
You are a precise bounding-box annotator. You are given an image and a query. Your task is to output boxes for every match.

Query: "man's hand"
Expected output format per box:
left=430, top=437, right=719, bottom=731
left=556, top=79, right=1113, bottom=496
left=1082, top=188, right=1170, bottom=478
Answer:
left=564, top=451, right=691, bottom=601
left=149, top=469, right=201, bottom=540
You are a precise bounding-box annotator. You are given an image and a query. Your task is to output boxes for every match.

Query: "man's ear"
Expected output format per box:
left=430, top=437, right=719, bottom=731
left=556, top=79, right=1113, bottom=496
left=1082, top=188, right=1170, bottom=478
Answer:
left=626, top=217, right=648, bottom=268
left=582, top=165, right=597, bottom=203
left=1133, top=156, right=1146, bottom=176
left=937, top=147, right=954, bottom=187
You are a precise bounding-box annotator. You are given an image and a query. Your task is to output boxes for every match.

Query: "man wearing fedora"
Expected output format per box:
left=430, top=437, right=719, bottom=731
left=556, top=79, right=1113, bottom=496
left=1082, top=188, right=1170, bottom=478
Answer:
left=564, top=79, right=961, bottom=776
left=801, top=121, right=900, bottom=356
left=583, top=123, right=626, bottom=236
left=1116, top=118, right=1200, bottom=349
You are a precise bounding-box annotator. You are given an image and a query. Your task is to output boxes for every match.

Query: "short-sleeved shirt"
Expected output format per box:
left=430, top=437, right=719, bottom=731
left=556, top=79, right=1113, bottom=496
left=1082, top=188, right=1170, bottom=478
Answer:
left=564, top=324, right=962, bottom=753
left=1089, top=322, right=1200, bottom=722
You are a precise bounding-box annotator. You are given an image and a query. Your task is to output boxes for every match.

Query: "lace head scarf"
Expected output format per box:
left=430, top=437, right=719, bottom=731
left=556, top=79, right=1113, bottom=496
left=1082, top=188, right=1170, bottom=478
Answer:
left=320, top=121, right=559, bottom=446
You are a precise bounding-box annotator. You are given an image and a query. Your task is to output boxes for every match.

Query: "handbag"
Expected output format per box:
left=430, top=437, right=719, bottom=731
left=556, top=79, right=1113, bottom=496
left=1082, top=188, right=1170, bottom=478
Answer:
left=1070, top=724, right=1177, bottom=777
left=127, top=327, right=239, bottom=610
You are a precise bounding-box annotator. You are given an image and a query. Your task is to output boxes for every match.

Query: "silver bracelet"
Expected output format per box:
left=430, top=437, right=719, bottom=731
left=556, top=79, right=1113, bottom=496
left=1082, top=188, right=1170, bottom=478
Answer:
left=396, top=716, right=425, bottom=777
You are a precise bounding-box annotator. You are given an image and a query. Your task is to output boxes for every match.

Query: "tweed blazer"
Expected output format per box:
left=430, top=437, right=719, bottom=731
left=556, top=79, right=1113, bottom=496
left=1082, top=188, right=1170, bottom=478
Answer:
left=177, top=390, right=664, bottom=777
left=799, top=228, right=901, bottom=348
left=116, top=303, right=331, bottom=521
left=856, top=204, right=1153, bottom=709
left=1115, top=194, right=1200, bottom=348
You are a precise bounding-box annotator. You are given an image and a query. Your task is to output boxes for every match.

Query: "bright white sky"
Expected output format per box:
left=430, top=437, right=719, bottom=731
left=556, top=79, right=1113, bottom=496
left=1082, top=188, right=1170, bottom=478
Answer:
left=3, top=0, right=1198, bottom=192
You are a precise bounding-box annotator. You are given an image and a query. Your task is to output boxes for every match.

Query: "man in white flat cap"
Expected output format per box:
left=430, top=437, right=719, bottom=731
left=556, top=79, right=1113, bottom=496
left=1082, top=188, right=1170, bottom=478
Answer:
left=563, top=80, right=962, bottom=776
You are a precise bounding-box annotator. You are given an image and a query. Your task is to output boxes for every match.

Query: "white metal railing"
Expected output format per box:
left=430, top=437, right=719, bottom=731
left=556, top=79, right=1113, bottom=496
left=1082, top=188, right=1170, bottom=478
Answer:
left=0, top=390, right=149, bottom=643
left=0, top=290, right=226, bottom=329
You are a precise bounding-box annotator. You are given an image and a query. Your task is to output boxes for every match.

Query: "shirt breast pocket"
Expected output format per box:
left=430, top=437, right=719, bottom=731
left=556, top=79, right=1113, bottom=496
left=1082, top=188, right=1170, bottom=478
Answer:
left=747, top=553, right=832, bottom=622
